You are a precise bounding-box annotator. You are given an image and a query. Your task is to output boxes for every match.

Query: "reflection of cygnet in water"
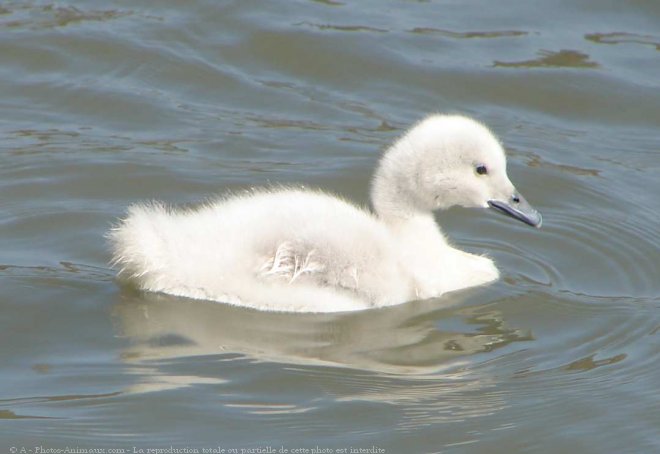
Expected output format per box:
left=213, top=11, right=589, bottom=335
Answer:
left=114, top=291, right=532, bottom=424
left=109, top=115, right=541, bottom=313
left=113, top=289, right=531, bottom=375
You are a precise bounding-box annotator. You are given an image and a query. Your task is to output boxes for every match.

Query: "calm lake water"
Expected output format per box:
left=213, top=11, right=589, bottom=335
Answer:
left=1, top=0, right=659, bottom=452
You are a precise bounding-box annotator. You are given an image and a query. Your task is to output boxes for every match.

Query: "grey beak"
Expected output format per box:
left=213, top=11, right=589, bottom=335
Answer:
left=488, top=192, right=542, bottom=228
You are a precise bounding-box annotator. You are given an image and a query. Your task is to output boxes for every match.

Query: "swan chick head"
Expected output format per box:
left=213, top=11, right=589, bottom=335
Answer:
left=373, top=114, right=541, bottom=227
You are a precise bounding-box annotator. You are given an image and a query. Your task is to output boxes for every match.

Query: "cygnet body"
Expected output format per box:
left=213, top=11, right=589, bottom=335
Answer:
left=109, top=114, right=541, bottom=312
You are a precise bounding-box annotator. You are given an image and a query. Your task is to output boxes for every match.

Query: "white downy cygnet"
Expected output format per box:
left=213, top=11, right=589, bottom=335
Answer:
left=109, top=114, right=541, bottom=313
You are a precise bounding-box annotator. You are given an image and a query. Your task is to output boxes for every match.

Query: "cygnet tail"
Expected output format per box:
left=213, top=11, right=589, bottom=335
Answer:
left=107, top=202, right=176, bottom=286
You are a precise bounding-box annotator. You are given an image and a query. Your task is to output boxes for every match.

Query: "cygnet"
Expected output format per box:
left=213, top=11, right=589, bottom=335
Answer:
left=109, top=114, right=541, bottom=312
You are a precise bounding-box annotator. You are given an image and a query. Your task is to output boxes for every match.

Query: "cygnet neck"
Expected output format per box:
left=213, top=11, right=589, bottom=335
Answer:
left=370, top=175, right=428, bottom=223
left=370, top=135, right=433, bottom=225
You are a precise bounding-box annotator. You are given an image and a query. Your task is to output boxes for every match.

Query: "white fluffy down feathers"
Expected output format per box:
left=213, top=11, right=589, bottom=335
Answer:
left=109, top=114, right=540, bottom=312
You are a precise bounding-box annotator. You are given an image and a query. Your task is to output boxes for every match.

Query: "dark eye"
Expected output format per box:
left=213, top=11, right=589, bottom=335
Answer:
left=476, top=165, right=488, bottom=175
